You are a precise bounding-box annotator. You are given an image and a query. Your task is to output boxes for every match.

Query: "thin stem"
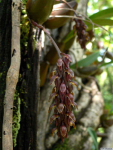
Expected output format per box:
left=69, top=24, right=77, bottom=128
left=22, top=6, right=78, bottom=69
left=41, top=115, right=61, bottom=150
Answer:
left=31, top=20, right=61, bottom=58
left=52, top=7, right=94, bottom=31
left=43, top=29, right=61, bottom=58
left=62, top=0, right=72, bottom=9
left=61, top=0, right=108, bottom=33
left=49, top=15, right=108, bottom=32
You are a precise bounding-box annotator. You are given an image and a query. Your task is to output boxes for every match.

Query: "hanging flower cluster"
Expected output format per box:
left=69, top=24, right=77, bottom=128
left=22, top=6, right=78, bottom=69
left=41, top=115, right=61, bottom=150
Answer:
left=74, top=17, right=90, bottom=50
left=49, top=53, right=78, bottom=140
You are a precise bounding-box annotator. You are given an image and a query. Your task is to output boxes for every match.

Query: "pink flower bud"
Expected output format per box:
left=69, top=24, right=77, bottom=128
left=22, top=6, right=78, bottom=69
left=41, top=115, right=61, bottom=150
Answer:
left=61, top=53, right=72, bottom=62
left=60, top=126, right=67, bottom=137
left=68, top=69, right=74, bottom=78
left=57, top=103, right=64, bottom=113
left=68, top=93, right=74, bottom=101
left=66, top=54, right=72, bottom=62
left=60, top=83, right=66, bottom=93
left=57, top=58, right=63, bottom=67
left=65, top=69, right=74, bottom=81
left=68, top=112, right=76, bottom=122
left=55, top=78, right=61, bottom=90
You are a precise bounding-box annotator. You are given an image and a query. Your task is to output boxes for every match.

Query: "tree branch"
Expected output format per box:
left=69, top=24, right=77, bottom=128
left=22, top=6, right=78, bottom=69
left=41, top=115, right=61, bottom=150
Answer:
left=2, top=0, right=21, bottom=149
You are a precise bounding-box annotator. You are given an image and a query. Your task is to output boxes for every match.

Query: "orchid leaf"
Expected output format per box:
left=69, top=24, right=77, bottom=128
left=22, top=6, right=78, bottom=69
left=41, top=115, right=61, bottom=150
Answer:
left=63, top=30, right=76, bottom=44
left=71, top=51, right=100, bottom=68
left=100, top=60, right=113, bottom=68
left=89, top=8, right=113, bottom=19
left=88, top=127, right=99, bottom=150
left=86, top=19, right=113, bottom=30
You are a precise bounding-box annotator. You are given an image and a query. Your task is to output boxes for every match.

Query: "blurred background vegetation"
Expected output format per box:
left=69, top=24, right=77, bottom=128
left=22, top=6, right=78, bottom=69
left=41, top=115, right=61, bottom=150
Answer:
left=88, top=0, right=113, bottom=113
left=87, top=0, right=113, bottom=149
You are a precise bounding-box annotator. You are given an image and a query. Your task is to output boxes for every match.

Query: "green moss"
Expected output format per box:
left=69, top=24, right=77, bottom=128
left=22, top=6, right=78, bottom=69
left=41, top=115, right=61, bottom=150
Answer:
left=69, top=128, right=76, bottom=135
left=22, top=0, right=27, bottom=5
left=13, top=94, right=21, bottom=147
left=52, top=138, right=74, bottom=150
left=53, top=138, right=75, bottom=150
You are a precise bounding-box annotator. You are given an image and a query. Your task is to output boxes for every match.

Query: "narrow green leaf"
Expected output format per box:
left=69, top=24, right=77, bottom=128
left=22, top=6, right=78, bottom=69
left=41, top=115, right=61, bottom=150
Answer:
left=71, top=51, right=100, bottom=68
left=89, top=8, right=113, bottom=19
left=88, top=127, right=98, bottom=150
left=86, top=19, right=113, bottom=30
left=100, top=60, right=113, bottom=68
left=63, top=30, right=76, bottom=43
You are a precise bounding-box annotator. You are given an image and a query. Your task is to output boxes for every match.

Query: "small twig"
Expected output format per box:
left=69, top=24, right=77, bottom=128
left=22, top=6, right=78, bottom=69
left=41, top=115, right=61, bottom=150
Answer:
left=50, top=14, right=108, bottom=32
left=97, top=132, right=108, bottom=138
left=56, top=0, right=109, bottom=33
left=101, top=47, right=108, bottom=63
left=62, top=0, right=73, bottom=9
left=75, top=69, right=96, bottom=81
left=53, top=8, right=75, bottom=12
left=31, top=20, right=61, bottom=58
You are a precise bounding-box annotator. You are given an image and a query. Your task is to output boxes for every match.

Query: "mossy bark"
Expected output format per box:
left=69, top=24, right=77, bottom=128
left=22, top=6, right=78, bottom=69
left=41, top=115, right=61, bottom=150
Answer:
left=0, top=0, right=12, bottom=149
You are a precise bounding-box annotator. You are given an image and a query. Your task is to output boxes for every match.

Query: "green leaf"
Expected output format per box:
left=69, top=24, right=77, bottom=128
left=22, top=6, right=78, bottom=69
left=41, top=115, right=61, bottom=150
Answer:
left=86, top=8, right=113, bottom=30
left=86, top=19, right=113, bottom=30
left=100, top=60, right=113, bottom=68
left=63, top=30, right=76, bottom=44
left=71, top=51, right=100, bottom=68
left=88, top=127, right=99, bottom=150
left=89, top=8, right=113, bottom=20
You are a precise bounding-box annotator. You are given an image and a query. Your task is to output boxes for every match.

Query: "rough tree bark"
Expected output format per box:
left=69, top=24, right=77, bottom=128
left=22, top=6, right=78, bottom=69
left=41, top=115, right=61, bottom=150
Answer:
left=2, top=0, right=21, bottom=150
left=27, top=28, right=40, bottom=150
left=100, top=125, right=113, bottom=148
left=0, top=0, right=12, bottom=149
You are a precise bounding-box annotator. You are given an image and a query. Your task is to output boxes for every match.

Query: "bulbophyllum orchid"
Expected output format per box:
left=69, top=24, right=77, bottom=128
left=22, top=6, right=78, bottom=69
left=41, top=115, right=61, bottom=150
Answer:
left=49, top=53, right=78, bottom=140
left=74, top=17, right=90, bottom=50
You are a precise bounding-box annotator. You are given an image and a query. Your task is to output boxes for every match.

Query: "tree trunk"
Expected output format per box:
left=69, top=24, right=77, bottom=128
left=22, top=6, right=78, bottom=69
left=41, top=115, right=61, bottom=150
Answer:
left=100, top=125, right=113, bottom=148
left=2, top=0, right=21, bottom=149
left=0, top=0, right=12, bottom=149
